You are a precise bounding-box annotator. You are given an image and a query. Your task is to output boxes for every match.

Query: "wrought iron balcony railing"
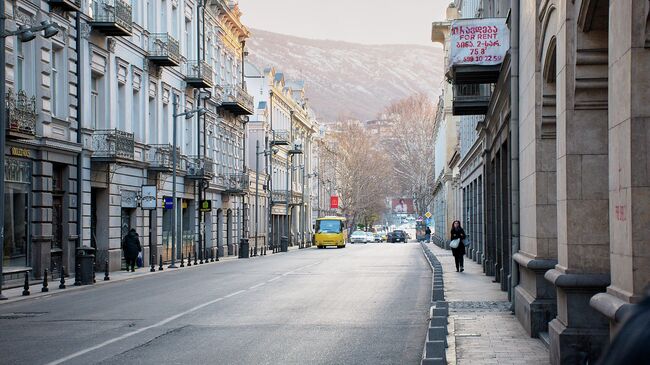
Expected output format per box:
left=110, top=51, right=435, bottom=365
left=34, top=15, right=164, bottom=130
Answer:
left=272, top=190, right=288, bottom=204
left=147, top=144, right=183, bottom=172
left=148, top=33, right=181, bottom=67
left=92, top=129, right=135, bottom=161
left=224, top=173, right=249, bottom=194
left=6, top=89, right=37, bottom=139
left=186, top=156, right=215, bottom=180
left=220, top=84, right=254, bottom=115
left=91, top=0, right=133, bottom=36
left=289, top=193, right=303, bottom=206
left=48, top=0, right=81, bottom=11
left=270, top=129, right=290, bottom=146
left=184, top=60, right=214, bottom=89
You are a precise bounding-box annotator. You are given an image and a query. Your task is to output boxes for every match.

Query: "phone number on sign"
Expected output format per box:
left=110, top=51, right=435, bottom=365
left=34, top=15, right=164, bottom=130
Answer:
left=462, top=55, right=503, bottom=63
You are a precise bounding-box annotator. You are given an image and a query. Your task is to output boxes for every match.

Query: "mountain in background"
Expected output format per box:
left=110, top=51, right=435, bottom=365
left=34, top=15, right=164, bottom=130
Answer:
left=247, top=29, right=445, bottom=123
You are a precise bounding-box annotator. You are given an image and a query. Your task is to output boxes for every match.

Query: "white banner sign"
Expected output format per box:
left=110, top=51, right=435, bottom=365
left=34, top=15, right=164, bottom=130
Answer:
left=141, top=185, right=157, bottom=210
left=449, top=18, right=509, bottom=67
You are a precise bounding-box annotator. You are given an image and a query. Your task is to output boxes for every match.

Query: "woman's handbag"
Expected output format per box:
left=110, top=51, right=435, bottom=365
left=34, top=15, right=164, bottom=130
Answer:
left=450, top=238, right=461, bottom=249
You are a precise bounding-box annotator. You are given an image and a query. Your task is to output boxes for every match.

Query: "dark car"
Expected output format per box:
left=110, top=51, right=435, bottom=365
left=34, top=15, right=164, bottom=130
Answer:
left=388, top=230, right=407, bottom=243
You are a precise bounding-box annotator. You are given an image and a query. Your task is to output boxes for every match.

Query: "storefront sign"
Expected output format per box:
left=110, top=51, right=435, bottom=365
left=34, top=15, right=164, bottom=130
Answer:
left=330, top=195, right=339, bottom=209
left=163, top=197, right=174, bottom=210
left=121, top=190, right=138, bottom=208
left=141, top=185, right=157, bottom=210
left=200, top=200, right=211, bottom=212
left=10, top=147, right=31, bottom=158
left=449, top=18, right=509, bottom=67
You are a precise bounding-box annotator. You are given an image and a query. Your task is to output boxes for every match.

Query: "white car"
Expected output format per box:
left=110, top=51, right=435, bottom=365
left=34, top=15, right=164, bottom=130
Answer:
left=366, top=232, right=375, bottom=242
left=350, top=231, right=368, bottom=244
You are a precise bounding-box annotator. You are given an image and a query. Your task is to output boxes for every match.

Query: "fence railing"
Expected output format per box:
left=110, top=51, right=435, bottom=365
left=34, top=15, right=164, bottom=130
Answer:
left=92, top=129, right=135, bottom=160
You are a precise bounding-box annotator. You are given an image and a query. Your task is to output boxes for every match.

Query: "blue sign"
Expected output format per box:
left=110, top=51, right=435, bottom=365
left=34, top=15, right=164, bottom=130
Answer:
left=425, top=218, right=431, bottom=225
left=164, top=197, right=174, bottom=210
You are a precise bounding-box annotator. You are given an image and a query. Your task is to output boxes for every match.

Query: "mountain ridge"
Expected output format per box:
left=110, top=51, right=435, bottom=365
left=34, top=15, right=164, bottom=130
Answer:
left=247, top=29, right=444, bottom=122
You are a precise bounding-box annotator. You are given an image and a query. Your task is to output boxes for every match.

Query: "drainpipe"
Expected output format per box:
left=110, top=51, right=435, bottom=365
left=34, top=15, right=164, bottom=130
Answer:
left=196, top=2, right=202, bottom=262
left=509, top=0, right=520, bottom=310
left=76, top=12, right=83, bottom=253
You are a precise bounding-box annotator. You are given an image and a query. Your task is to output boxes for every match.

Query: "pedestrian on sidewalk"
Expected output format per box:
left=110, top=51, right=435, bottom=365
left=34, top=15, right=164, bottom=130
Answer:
left=122, top=228, right=141, bottom=272
left=425, top=226, right=432, bottom=243
left=450, top=220, right=466, bottom=272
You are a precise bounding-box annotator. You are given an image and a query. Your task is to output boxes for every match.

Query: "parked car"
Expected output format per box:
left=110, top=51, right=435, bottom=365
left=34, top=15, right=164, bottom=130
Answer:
left=350, top=231, right=368, bottom=244
left=389, top=230, right=407, bottom=243
left=366, top=232, right=375, bottom=242
left=373, top=233, right=383, bottom=242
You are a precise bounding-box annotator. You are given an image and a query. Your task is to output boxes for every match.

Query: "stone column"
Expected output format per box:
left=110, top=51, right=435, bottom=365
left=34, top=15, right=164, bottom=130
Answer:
left=590, top=0, right=650, bottom=336
left=514, top=0, right=559, bottom=336
left=546, top=1, right=610, bottom=363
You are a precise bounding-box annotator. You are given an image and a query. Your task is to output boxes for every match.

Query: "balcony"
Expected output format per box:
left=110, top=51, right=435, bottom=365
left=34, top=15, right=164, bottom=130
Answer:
left=92, top=129, right=135, bottom=162
left=6, top=89, right=37, bottom=139
left=289, top=193, right=303, bottom=206
left=147, top=33, right=181, bottom=67
left=48, top=0, right=81, bottom=11
left=147, top=144, right=183, bottom=172
left=186, top=156, right=215, bottom=180
left=452, top=84, right=492, bottom=116
left=90, top=0, right=133, bottom=36
left=224, top=173, right=249, bottom=195
left=219, top=84, right=254, bottom=115
left=272, top=190, right=288, bottom=204
left=184, top=60, right=214, bottom=89
left=449, top=65, right=502, bottom=85
left=270, top=129, right=290, bottom=146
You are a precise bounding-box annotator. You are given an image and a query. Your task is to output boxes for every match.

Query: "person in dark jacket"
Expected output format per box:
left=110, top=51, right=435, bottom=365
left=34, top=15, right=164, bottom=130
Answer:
left=425, top=226, right=432, bottom=243
left=450, top=220, right=466, bottom=272
left=122, top=228, right=141, bottom=272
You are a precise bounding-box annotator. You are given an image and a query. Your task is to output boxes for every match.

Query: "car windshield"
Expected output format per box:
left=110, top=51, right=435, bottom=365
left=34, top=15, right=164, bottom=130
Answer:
left=316, top=220, right=342, bottom=233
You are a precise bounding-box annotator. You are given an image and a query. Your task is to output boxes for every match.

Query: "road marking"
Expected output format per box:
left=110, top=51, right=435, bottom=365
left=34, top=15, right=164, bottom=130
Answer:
left=249, top=283, right=266, bottom=290
left=267, top=276, right=281, bottom=282
left=45, top=289, right=242, bottom=365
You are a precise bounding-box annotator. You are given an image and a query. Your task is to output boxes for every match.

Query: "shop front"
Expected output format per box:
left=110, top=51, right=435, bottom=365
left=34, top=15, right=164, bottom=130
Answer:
left=3, top=155, right=32, bottom=279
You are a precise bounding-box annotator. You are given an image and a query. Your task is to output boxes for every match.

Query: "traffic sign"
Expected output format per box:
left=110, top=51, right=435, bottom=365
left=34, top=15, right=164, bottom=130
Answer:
left=424, top=211, right=432, bottom=219
left=163, top=197, right=174, bottom=210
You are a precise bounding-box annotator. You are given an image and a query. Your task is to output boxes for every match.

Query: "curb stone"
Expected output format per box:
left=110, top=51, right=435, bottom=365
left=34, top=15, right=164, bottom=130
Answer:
left=420, top=243, right=448, bottom=365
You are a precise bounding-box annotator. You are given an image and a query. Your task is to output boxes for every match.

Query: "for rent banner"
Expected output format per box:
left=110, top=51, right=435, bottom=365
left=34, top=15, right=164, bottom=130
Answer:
left=449, top=18, right=509, bottom=67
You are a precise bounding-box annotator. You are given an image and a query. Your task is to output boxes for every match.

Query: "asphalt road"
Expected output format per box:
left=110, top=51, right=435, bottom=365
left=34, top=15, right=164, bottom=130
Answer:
left=0, top=242, right=431, bottom=365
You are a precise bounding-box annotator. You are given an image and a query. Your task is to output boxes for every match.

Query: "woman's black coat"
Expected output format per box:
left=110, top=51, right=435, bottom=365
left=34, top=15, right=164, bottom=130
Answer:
left=122, top=231, right=141, bottom=260
left=450, top=227, right=466, bottom=256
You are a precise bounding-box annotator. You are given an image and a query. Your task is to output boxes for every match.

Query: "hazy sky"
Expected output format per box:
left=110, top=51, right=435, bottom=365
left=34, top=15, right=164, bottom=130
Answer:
left=237, top=0, right=448, bottom=46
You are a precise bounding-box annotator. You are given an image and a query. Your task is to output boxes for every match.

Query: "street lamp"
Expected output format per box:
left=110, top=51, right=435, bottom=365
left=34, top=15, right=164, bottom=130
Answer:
left=0, top=17, right=60, bottom=300
left=169, top=95, right=205, bottom=268
left=286, top=139, right=303, bottom=250
left=254, top=140, right=277, bottom=256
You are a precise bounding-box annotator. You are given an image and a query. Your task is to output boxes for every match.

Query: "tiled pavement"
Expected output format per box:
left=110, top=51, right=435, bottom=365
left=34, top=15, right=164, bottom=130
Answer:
left=425, top=243, right=549, bottom=365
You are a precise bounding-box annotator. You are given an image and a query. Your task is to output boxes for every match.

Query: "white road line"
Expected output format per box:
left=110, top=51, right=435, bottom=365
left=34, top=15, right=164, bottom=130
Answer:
left=45, top=289, right=243, bottom=365
left=267, top=276, right=281, bottom=282
left=249, top=283, right=266, bottom=290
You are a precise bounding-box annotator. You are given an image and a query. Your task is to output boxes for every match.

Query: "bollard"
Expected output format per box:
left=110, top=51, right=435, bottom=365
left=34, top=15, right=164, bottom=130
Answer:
left=22, top=273, right=30, bottom=296
left=74, top=263, right=82, bottom=286
left=158, top=255, right=164, bottom=271
left=187, top=250, right=192, bottom=267
left=150, top=253, right=156, bottom=272
left=210, top=249, right=214, bottom=263
left=104, top=259, right=110, bottom=281
left=193, top=250, right=198, bottom=266
left=42, top=269, right=49, bottom=293
left=180, top=252, right=185, bottom=268
left=59, top=266, right=66, bottom=289
left=93, top=263, right=96, bottom=284
left=199, top=249, right=203, bottom=265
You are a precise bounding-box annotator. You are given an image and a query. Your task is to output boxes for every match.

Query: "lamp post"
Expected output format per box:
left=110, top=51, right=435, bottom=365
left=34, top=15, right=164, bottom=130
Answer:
left=170, top=95, right=205, bottom=268
left=286, top=139, right=302, bottom=250
left=0, top=16, right=59, bottom=300
left=254, top=140, right=277, bottom=256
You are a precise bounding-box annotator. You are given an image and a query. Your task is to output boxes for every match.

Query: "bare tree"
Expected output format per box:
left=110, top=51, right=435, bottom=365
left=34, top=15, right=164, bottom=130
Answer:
left=323, top=121, right=392, bottom=229
left=382, top=93, right=437, bottom=216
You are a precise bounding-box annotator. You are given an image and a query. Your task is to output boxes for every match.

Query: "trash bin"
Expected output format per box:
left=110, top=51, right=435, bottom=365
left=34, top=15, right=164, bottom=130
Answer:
left=280, top=236, right=289, bottom=252
left=75, top=246, right=96, bottom=285
left=239, top=238, right=249, bottom=259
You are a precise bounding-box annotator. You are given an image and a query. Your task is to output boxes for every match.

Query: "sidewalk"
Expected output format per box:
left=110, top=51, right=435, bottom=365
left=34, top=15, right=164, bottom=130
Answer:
left=0, top=245, right=304, bottom=305
left=425, top=242, right=549, bottom=365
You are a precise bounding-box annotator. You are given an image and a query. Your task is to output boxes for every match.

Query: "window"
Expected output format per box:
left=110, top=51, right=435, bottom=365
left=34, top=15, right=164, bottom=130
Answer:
left=16, top=41, right=24, bottom=91
left=91, top=75, right=100, bottom=129
left=148, top=96, right=157, bottom=144
left=185, top=20, right=191, bottom=58
left=51, top=47, right=60, bottom=117
left=117, top=83, right=126, bottom=130
left=132, top=88, right=141, bottom=141
left=146, top=0, right=154, bottom=32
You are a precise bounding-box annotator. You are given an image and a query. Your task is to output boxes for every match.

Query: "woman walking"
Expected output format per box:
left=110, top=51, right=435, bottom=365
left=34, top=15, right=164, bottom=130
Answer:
left=450, top=220, right=466, bottom=272
left=122, top=228, right=141, bottom=272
